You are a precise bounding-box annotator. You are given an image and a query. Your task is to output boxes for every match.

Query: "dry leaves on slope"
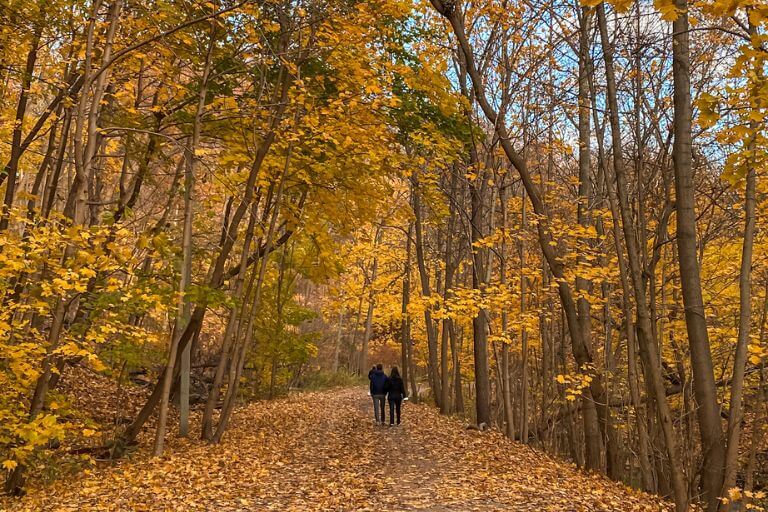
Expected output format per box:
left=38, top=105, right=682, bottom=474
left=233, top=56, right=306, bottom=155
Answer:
left=3, top=388, right=672, bottom=511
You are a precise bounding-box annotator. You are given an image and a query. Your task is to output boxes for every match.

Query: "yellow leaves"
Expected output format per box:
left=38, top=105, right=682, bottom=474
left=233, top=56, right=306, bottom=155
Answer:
left=722, top=152, right=748, bottom=186
left=748, top=5, right=768, bottom=27
left=721, top=488, right=767, bottom=510
left=555, top=366, right=596, bottom=402
left=697, top=92, right=720, bottom=129
left=610, top=0, right=635, bottom=13
left=699, top=0, right=740, bottom=17
left=748, top=343, right=767, bottom=365
left=82, top=428, right=96, bottom=437
left=2, top=460, right=17, bottom=471
left=654, top=0, right=683, bottom=20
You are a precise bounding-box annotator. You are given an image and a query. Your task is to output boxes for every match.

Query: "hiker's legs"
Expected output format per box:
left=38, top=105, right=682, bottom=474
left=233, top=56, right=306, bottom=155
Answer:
left=394, top=398, right=401, bottom=424
left=372, top=395, right=385, bottom=424
left=389, top=399, right=395, bottom=425
left=377, top=395, right=386, bottom=423
left=372, top=396, right=381, bottom=423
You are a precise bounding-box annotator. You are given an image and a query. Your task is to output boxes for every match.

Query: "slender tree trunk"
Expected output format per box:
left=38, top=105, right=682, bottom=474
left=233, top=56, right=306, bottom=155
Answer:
left=597, top=6, right=687, bottom=507
left=412, top=175, right=441, bottom=405
left=0, top=27, right=41, bottom=231
left=333, top=310, right=344, bottom=373
left=401, top=225, right=412, bottom=397
left=499, top=180, right=514, bottom=438
left=671, top=1, right=726, bottom=507
left=519, top=190, right=529, bottom=443
left=744, top=282, right=767, bottom=493
left=359, top=228, right=382, bottom=375
left=154, top=29, right=214, bottom=453
left=470, top=173, right=491, bottom=426
left=440, top=170, right=458, bottom=414
left=721, top=129, right=757, bottom=501
left=449, top=322, right=463, bottom=414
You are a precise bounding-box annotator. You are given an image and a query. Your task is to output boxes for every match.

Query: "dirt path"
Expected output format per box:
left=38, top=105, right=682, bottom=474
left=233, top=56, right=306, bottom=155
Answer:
left=4, top=388, right=671, bottom=511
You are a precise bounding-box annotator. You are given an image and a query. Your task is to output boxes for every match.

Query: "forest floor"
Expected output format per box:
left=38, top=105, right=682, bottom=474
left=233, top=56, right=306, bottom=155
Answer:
left=3, top=388, right=672, bottom=511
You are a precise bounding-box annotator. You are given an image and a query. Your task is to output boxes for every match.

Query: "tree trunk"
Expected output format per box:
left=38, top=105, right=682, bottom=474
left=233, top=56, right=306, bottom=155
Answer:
left=744, top=282, right=767, bottom=493
left=721, top=125, right=757, bottom=500
left=359, top=228, right=382, bottom=375
left=154, top=29, right=214, bottom=453
left=412, top=175, right=441, bottom=405
left=401, top=224, right=413, bottom=397
left=671, top=1, right=726, bottom=507
left=597, top=6, right=688, bottom=507
left=499, top=179, right=515, bottom=438
left=470, top=173, right=491, bottom=427
left=430, top=0, right=603, bottom=464
left=0, top=27, right=41, bottom=231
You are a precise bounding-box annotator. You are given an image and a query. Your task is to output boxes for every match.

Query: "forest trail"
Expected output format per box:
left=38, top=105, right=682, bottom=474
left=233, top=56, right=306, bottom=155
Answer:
left=5, top=388, right=671, bottom=512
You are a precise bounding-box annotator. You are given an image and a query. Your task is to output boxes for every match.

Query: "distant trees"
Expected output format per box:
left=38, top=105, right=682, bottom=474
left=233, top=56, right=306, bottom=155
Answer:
left=328, top=0, right=768, bottom=511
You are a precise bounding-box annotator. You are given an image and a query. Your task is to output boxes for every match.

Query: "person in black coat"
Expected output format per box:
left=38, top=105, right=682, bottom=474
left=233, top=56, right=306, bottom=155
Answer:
left=384, top=366, right=406, bottom=426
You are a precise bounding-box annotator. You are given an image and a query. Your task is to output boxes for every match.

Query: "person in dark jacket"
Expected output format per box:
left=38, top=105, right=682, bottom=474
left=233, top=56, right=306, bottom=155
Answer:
left=384, top=366, right=406, bottom=426
left=369, top=363, right=388, bottom=425
left=368, top=366, right=376, bottom=395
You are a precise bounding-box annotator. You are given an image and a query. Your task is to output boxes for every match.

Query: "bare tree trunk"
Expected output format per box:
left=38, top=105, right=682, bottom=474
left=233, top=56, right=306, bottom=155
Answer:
left=333, top=310, right=344, bottom=373
left=596, top=6, right=687, bottom=507
left=0, top=26, right=41, bottom=231
left=671, top=1, right=726, bottom=507
left=412, top=175, right=441, bottom=405
left=469, top=170, right=491, bottom=426
left=401, top=225, right=413, bottom=397
left=359, top=227, right=382, bottom=374
left=721, top=123, right=757, bottom=500
left=450, top=320, right=464, bottom=413
left=519, top=189, right=529, bottom=444
left=440, top=170, right=458, bottom=414
left=744, top=282, right=767, bottom=493
left=154, top=28, right=215, bottom=454
left=499, top=179, right=514, bottom=438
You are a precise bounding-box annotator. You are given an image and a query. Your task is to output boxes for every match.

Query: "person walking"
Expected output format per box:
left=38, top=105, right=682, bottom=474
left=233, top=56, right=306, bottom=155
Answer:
left=369, top=363, right=387, bottom=425
left=384, top=366, right=405, bottom=426
left=367, top=366, right=376, bottom=396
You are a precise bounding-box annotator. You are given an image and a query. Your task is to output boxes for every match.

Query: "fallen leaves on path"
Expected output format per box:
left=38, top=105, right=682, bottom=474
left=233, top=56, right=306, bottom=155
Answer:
left=3, top=388, right=672, bottom=511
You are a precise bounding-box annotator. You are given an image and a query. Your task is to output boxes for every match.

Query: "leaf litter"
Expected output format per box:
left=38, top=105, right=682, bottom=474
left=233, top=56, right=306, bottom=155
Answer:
left=3, top=388, right=672, bottom=511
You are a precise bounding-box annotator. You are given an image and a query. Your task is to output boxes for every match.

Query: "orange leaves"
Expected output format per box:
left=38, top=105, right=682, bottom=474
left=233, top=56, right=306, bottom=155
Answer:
left=4, top=388, right=673, bottom=511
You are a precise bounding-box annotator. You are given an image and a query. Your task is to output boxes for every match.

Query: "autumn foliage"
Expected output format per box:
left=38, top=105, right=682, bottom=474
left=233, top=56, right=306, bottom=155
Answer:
left=0, top=0, right=767, bottom=509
